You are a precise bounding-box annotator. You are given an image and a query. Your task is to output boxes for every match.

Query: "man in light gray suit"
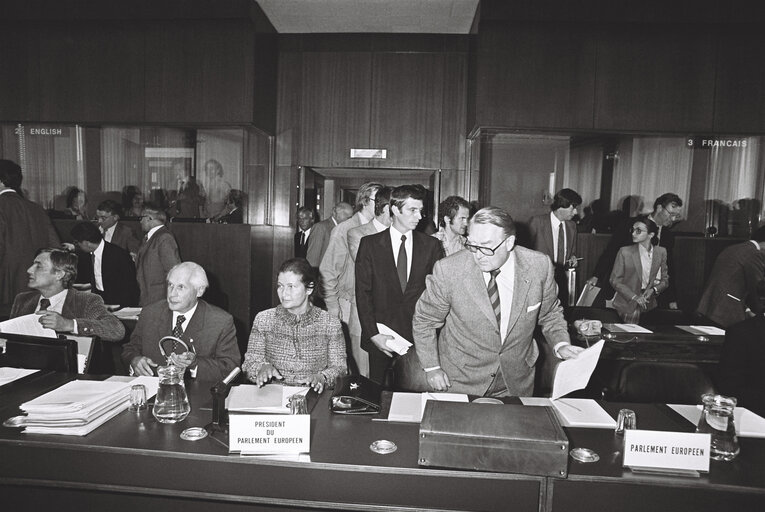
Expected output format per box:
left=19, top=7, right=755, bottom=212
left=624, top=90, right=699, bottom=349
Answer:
left=306, top=201, right=353, bottom=267
left=413, top=206, right=583, bottom=396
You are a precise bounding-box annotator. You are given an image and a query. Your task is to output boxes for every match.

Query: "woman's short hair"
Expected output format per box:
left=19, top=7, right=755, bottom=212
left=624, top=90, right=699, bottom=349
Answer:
left=633, top=214, right=660, bottom=246
left=278, top=258, right=319, bottom=300
left=38, top=248, right=78, bottom=289
left=65, top=187, right=85, bottom=208
left=469, top=206, right=516, bottom=238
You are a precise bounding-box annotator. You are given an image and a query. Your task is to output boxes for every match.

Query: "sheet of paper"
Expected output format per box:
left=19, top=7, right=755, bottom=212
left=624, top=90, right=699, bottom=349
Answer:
left=668, top=404, right=765, bottom=438
left=226, top=384, right=308, bottom=414
left=576, top=283, right=601, bottom=307
left=552, top=399, right=616, bottom=428
left=112, top=307, right=142, bottom=320
left=551, top=339, right=604, bottom=400
left=376, top=323, right=412, bottom=355
left=388, top=392, right=469, bottom=423
left=689, top=325, right=725, bottom=336
left=0, top=314, right=57, bottom=338
left=0, top=367, right=39, bottom=387
left=607, top=323, right=653, bottom=334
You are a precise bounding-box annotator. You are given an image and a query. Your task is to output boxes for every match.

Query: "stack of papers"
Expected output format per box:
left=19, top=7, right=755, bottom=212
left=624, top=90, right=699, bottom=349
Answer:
left=17, top=377, right=157, bottom=435
left=112, top=307, right=142, bottom=320
left=668, top=404, right=765, bottom=438
left=226, top=384, right=309, bottom=414
left=386, top=392, right=468, bottom=423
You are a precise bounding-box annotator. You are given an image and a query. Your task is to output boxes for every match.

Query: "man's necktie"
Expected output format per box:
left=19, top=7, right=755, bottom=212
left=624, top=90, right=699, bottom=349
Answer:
left=397, top=235, right=408, bottom=293
left=300, top=231, right=306, bottom=248
left=487, top=269, right=501, bottom=327
left=556, top=223, right=565, bottom=264
left=172, top=315, right=186, bottom=350
left=39, top=298, right=51, bottom=311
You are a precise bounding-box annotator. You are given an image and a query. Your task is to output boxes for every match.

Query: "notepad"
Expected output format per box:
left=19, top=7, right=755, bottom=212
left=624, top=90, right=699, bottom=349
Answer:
left=668, top=404, right=765, bottom=438
left=387, top=392, right=469, bottom=423
left=227, top=384, right=309, bottom=414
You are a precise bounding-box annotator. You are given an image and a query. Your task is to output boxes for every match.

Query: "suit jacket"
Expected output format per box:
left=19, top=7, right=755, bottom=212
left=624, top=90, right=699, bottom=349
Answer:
left=717, top=315, right=765, bottom=416
left=609, top=244, right=669, bottom=320
left=11, top=288, right=126, bottom=342
left=121, top=299, right=241, bottom=382
left=355, top=229, right=442, bottom=350
left=696, top=242, right=765, bottom=327
left=294, top=229, right=309, bottom=258
left=217, top=208, right=243, bottom=224
left=412, top=247, right=570, bottom=396
left=319, top=212, right=366, bottom=315
left=305, top=217, right=335, bottom=267
left=108, top=222, right=140, bottom=255
left=135, top=226, right=181, bottom=307
left=528, top=213, right=577, bottom=265
left=348, top=220, right=380, bottom=262
left=89, top=242, right=140, bottom=307
left=0, top=191, right=61, bottom=305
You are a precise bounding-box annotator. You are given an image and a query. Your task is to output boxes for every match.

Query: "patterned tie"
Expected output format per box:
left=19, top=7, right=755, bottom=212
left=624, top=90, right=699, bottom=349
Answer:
left=397, top=235, right=408, bottom=293
left=172, top=315, right=186, bottom=350
left=487, top=269, right=501, bottom=327
left=39, top=298, right=51, bottom=311
left=556, top=223, right=565, bottom=264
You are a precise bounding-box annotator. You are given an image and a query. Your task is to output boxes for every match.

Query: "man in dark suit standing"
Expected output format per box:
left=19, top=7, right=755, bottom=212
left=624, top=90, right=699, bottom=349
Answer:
left=0, top=160, right=61, bottom=311
left=306, top=201, right=353, bottom=267
left=10, top=248, right=125, bottom=342
left=355, top=185, right=443, bottom=385
left=135, top=203, right=181, bottom=306
left=294, top=207, right=315, bottom=259
left=70, top=222, right=140, bottom=307
left=696, top=226, right=765, bottom=328
left=122, top=261, right=241, bottom=382
left=95, top=199, right=141, bottom=260
left=528, top=188, right=582, bottom=304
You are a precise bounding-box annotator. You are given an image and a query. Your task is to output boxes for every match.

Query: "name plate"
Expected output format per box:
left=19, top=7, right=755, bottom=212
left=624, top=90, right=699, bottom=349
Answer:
left=229, top=414, right=310, bottom=454
left=623, top=429, right=710, bottom=473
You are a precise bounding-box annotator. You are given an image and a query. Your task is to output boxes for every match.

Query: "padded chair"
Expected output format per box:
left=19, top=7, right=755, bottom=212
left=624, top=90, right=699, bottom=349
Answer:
left=640, top=308, right=694, bottom=325
left=564, top=306, right=621, bottom=324
left=0, top=334, right=78, bottom=373
left=610, top=361, right=715, bottom=405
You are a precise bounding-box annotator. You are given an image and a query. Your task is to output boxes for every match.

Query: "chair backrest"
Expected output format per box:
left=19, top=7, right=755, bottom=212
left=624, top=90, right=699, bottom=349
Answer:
left=0, top=333, right=78, bottom=373
left=614, top=362, right=715, bottom=405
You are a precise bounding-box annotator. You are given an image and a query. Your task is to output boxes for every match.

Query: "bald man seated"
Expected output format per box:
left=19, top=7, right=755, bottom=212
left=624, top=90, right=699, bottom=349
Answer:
left=121, top=262, right=241, bottom=381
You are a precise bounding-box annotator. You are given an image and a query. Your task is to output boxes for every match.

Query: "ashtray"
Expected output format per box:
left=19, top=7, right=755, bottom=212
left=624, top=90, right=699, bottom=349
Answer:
left=570, top=447, right=600, bottom=463
left=370, top=439, right=397, bottom=454
left=180, top=427, right=209, bottom=441
left=472, top=397, right=504, bottom=405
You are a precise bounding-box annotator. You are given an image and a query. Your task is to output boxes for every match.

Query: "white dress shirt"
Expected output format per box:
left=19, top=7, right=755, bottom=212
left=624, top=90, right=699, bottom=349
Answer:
left=549, top=211, right=565, bottom=263
left=92, top=239, right=105, bottom=291
left=389, top=225, right=413, bottom=280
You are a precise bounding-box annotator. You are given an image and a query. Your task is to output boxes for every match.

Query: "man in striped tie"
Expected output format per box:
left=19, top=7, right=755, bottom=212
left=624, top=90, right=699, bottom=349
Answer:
left=413, top=206, right=583, bottom=397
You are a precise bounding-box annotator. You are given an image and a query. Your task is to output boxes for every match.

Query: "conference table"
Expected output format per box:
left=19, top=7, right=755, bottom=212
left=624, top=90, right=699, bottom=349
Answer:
left=1, top=371, right=764, bottom=511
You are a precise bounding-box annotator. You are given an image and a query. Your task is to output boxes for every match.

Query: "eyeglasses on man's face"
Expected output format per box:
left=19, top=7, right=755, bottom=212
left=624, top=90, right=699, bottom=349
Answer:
left=464, top=236, right=510, bottom=256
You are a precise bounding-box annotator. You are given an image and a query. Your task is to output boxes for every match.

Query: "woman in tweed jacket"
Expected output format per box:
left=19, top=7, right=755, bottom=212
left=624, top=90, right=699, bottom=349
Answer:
left=243, top=258, right=347, bottom=393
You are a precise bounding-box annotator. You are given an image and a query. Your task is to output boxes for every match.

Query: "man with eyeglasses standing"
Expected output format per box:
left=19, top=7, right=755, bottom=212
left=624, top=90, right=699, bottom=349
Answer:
left=136, top=203, right=181, bottom=306
left=413, top=206, right=583, bottom=396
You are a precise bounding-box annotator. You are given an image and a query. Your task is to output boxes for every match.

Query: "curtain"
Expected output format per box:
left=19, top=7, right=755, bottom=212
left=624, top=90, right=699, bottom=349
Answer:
left=564, top=142, right=602, bottom=210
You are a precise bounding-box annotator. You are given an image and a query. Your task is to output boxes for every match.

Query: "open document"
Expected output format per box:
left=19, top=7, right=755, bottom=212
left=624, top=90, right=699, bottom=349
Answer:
left=551, top=339, right=604, bottom=400
left=376, top=323, right=412, bottom=355
left=0, top=314, right=56, bottom=338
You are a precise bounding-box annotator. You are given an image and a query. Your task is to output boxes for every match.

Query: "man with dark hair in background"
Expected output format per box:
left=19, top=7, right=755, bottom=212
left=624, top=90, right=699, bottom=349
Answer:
left=356, top=185, right=443, bottom=385
left=136, top=203, right=181, bottom=306
left=0, top=159, right=61, bottom=312
left=294, top=207, right=315, bottom=259
left=95, top=199, right=141, bottom=259
left=529, top=188, right=582, bottom=304
left=306, top=201, right=353, bottom=267
left=70, top=222, right=140, bottom=307
left=10, top=248, right=125, bottom=341
left=588, top=192, right=683, bottom=309
left=432, top=195, right=470, bottom=256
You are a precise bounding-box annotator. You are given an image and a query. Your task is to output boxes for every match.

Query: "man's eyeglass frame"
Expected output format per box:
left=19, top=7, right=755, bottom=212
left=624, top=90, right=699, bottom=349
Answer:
left=464, top=236, right=511, bottom=256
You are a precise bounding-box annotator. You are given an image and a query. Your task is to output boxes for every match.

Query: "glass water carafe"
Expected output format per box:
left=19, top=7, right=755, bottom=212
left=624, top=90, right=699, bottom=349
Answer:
left=152, top=365, right=191, bottom=424
left=696, top=393, right=740, bottom=461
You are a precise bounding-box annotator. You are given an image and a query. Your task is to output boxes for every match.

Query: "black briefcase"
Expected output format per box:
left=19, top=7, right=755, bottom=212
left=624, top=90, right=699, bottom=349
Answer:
left=419, top=401, right=569, bottom=477
left=329, top=375, right=382, bottom=415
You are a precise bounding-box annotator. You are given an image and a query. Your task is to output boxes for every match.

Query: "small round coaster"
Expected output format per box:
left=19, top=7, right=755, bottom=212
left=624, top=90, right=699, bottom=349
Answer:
left=472, top=397, right=504, bottom=405
left=370, top=439, right=397, bottom=454
left=570, top=447, right=600, bottom=463
left=180, top=427, right=209, bottom=441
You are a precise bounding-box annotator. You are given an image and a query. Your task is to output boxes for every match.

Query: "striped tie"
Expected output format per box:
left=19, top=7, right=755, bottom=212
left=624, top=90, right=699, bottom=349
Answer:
left=487, top=269, right=501, bottom=327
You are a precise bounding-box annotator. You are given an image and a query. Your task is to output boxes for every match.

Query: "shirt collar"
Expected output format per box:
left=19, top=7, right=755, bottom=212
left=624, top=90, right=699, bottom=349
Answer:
left=93, top=239, right=105, bottom=258
left=172, top=301, right=199, bottom=325
left=146, top=224, right=163, bottom=240
left=372, top=218, right=388, bottom=232
left=42, top=288, right=69, bottom=312
left=390, top=224, right=411, bottom=239
left=103, top=223, right=116, bottom=238
left=0, top=188, right=16, bottom=196
left=549, top=211, right=563, bottom=229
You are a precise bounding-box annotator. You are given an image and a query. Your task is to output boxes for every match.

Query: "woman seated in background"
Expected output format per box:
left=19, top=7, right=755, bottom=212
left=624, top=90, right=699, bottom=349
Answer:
left=242, top=258, right=346, bottom=393
left=610, top=215, right=668, bottom=323
left=65, top=186, right=88, bottom=220
left=122, top=186, right=144, bottom=218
